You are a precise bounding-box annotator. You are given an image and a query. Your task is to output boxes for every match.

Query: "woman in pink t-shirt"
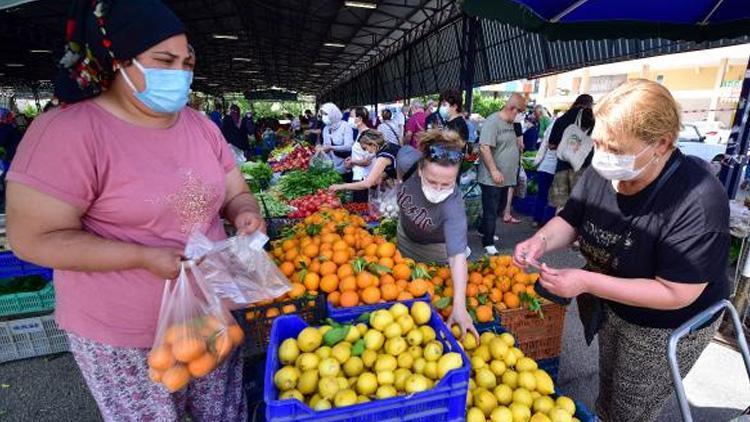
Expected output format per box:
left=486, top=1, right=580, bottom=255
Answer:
left=6, top=1, right=260, bottom=420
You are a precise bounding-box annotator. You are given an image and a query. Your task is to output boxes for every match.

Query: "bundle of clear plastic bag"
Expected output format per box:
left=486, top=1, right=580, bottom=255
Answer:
left=147, top=262, right=244, bottom=392
left=185, top=230, right=291, bottom=310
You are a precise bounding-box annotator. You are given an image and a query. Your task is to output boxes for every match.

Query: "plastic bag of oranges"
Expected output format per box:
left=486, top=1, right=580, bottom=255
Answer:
left=186, top=230, right=291, bottom=310
left=147, top=262, right=245, bottom=393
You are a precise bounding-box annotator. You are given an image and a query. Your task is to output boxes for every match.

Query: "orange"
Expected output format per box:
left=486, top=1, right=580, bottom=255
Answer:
left=393, top=250, right=404, bottom=264
left=513, top=273, right=528, bottom=285
left=332, top=240, right=348, bottom=252
left=319, top=249, right=333, bottom=262
left=289, top=283, right=306, bottom=299
left=319, top=261, right=338, bottom=276
left=408, top=279, right=429, bottom=297
left=295, top=255, right=311, bottom=269
left=381, top=283, right=399, bottom=301
left=397, top=291, right=414, bottom=301
left=469, top=272, right=483, bottom=284
left=319, top=242, right=332, bottom=252
left=476, top=305, right=493, bottom=323
left=282, top=304, right=297, bottom=314
left=284, top=249, right=298, bottom=263
left=376, top=242, right=396, bottom=258
left=332, top=250, right=350, bottom=265
left=392, top=264, right=411, bottom=281
left=279, top=262, right=295, bottom=277
left=466, top=283, right=478, bottom=297
left=328, top=291, right=341, bottom=306
left=339, top=276, right=357, bottom=292
left=361, top=286, right=381, bottom=304
left=379, top=274, right=395, bottom=285
left=497, top=277, right=511, bottom=293
left=525, top=285, right=536, bottom=296
left=308, top=259, right=321, bottom=274
left=343, top=225, right=356, bottom=235
left=436, top=267, right=451, bottom=279
left=163, top=325, right=187, bottom=345
left=511, top=283, right=526, bottom=295
left=378, top=257, right=395, bottom=269
left=161, top=365, right=190, bottom=392
left=320, top=274, right=340, bottom=293
left=477, top=285, right=489, bottom=295
left=281, top=239, right=297, bottom=252
left=430, top=276, right=444, bottom=287
left=468, top=297, right=479, bottom=308
left=356, top=271, right=375, bottom=289
left=302, top=244, right=319, bottom=258
left=273, top=247, right=284, bottom=260
left=364, top=243, right=378, bottom=258
left=188, top=352, right=217, bottom=378
left=337, top=263, right=354, bottom=279
left=494, top=266, right=507, bottom=277
left=148, top=367, right=164, bottom=383
left=360, top=235, right=373, bottom=249
left=396, top=279, right=408, bottom=291
left=339, top=291, right=359, bottom=307
left=303, top=273, right=320, bottom=291
left=503, top=292, right=520, bottom=309
left=443, top=286, right=453, bottom=298
left=148, top=346, right=175, bottom=371
left=266, top=308, right=280, bottom=318
left=343, top=234, right=357, bottom=246
left=490, top=288, right=503, bottom=303
left=173, top=337, right=206, bottom=363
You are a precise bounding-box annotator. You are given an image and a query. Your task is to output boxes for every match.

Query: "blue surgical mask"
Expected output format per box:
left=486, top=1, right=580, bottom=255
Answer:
left=120, top=59, right=192, bottom=114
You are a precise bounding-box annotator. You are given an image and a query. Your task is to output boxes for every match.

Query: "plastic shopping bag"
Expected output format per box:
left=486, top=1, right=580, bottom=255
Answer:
left=147, top=262, right=244, bottom=392
left=369, top=180, right=399, bottom=219
left=515, top=167, right=528, bottom=198
left=185, top=230, right=291, bottom=309
left=310, top=150, right=334, bottom=171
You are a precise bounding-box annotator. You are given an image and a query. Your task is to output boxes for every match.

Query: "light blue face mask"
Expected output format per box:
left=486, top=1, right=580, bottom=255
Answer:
left=121, top=59, right=193, bottom=114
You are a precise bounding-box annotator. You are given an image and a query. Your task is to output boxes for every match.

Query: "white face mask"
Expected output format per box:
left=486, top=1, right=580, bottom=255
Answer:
left=322, top=115, right=331, bottom=126
left=592, top=144, right=655, bottom=181
left=421, top=183, right=453, bottom=203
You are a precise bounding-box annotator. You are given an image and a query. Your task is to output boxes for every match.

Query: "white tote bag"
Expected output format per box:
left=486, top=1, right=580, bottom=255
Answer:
left=556, top=110, right=593, bottom=172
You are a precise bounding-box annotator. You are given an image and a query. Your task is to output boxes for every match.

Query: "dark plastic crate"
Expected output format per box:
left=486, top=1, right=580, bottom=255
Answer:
left=0, top=312, right=69, bottom=363
left=264, top=303, right=470, bottom=422
left=0, top=281, right=55, bottom=318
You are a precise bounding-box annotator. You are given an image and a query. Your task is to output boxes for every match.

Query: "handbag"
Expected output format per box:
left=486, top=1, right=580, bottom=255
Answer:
left=577, top=154, right=683, bottom=345
left=556, top=110, right=593, bottom=172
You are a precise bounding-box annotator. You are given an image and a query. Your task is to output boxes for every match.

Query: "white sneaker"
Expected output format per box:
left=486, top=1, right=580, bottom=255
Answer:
left=493, top=235, right=499, bottom=241
left=484, top=245, right=500, bottom=255
left=465, top=246, right=472, bottom=258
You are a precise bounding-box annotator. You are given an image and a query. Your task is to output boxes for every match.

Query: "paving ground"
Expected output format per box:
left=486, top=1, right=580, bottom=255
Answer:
left=0, top=215, right=748, bottom=421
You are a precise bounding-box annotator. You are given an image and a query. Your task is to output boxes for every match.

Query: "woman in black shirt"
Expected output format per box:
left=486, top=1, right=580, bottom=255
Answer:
left=329, top=129, right=400, bottom=192
left=514, top=80, right=729, bottom=422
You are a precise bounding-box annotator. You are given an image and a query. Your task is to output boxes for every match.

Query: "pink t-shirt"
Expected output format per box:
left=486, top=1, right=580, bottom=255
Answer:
left=404, top=111, right=427, bottom=147
left=8, top=101, right=236, bottom=348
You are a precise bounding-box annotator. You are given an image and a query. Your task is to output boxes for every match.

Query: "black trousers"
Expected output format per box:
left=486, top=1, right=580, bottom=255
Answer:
left=352, top=188, right=368, bottom=203
left=480, top=183, right=509, bottom=247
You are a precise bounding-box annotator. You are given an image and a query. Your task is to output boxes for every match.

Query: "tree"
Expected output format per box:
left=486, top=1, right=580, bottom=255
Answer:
left=471, top=91, right=507, bottom=118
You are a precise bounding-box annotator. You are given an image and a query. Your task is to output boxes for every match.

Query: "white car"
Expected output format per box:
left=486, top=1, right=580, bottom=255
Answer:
left=684, top=120, right=730, bottom=144
left=677, top=124, right=726, bottom=174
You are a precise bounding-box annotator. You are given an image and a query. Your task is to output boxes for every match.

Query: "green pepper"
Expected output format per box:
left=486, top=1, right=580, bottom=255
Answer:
left=351, top=339, right=365, bottom=357
left=323, top=325, right=350, bottom=347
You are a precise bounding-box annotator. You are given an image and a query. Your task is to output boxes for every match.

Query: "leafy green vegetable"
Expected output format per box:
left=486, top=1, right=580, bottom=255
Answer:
left=256, top=192, right=292, bottom=218
left=351, top=338, right=365, bottom=356
left=323, top=325, right=350, bottom=347
left=356, top=312, right=371, bottom=324
left=277, top=168, right=342, bottom=199
left=241, top=161, right=273, bottom=192
left=520, top=292, right=544, bottom=318
left=374, top=218, right=398, bottom=243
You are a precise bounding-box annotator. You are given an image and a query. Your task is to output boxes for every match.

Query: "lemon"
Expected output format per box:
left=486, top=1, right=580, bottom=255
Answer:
left=318, top=325, right=333, bottom=336
left=398, top=352, right=414, bottom=369
left=377, top=370, right=395, bottom=385
left=499, top=332, right=515, bottom=347
left=451, top=324, right=462, bottom=339
left=318, top=357, right=341, bottom=378
left=349, top=376, right=358, bottom=387
left=511, top=347, right=524, bottom=360
left=410, top=301, right=432, bottom=325
left=437, top=352, right=463, bottom=378
left=345, top=325, right=361, bottom=343
left=530, top=412, right=552, bottom=422
left=375, top=354, right=398, bottom=372
left=423, top=361, right=438, bottom=380
left=534, top=369, right=555, bottom=395
left=516, top=357, right=538, bottom=372
left=279, top=389, right=303, bottom=401
left=419, top=326, right=437, bottom=343
left=297, top=370, right=319, bottom=395
left=404, top=374, right=430, bottom=393
left=308, top=393, right=322, bottom=408
left=493, top=384, right=513, bottom=405
left=503, top=349, right=518, bottom=367
left=489, top=338, right=509, bottom=360
left=408, top=345, right=423, bottom=359
left=474, top=345, right=492, bottom=363
left=555, top=396, right=576, bottom=416
left=274, top=366, right=300, bottom=391
left=385, top=337, right=408, bottom=356
left=370, top=310, right=394, bottom=331
left=471, top=356, right=487, bottom=371
left=490, top=405, right=514, bottom=422
left=512, top=387, right=533, bottom=408
left=466, top=389, right=474, bottom=407
left=474, top=388, right=498, bottom=416
left=384, top=322, right=403, bottom=339
left=480, top=332, right=496, bottom=346
left=509, top=402, right=531, bottom=422
left=413, top=357, right=427, bottom=374
left=343, top=356, right=364, bottom=377
left=331, top=342, right=352, bottom=364
left=317, top=376, right=340, bottom=400
left=394, top=368, right=412, bottom=390
left=469, top=378, right=477, bottom=390
left=279, top=339, right=300, bottom=365
left=362, top=349, right=377, bottom=368
left=490, top=360, right=507, bottom=377
left=518, top=371, right=537, bottom=391
left=389, top=302, right=409, bottom=318
left=364, top=329, right=385, bottom=351
left=296, top=352, right=320, bottom=372
left=313, top=398, right=332, bottom=411
left=333, top=388, right=357, bottom=408
left=533, top=396, right=555, bottom=414
left=336, top=376, right=349, bottom=390
left=406, top=329, right=424, bottom=346
left=501, top=370, right=518, bottom=389
left=397, top=315, right=416, bottom=333
left=355, top=372, right=378, bottom=395
left=423, top=341, right=444, bottom=362
left=315, top=346, right=332, bottom=360
left=531, top=391, right=541, bottom=400
left=376, top=385, right=398, bottom=399
left=357, top=323, right=368, bottom=335
left=549, top=408, right=573, bottom=422
left=297, top=327, right=323, bottom=352
left=356, top=395, right=370, bottom=403
left=467, top=407, right=486, bottom=422
left=476, top=367, right=498, bottom=389
left=463, top=333, right=478, bottom=350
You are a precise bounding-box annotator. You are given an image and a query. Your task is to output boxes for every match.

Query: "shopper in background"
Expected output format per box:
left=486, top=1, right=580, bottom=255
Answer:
left=425, top=96, right=444, bottom=130
left=515, top=79, right=729, bottom=422
left=394, top=129, right=478, bottom=340
left=209, top=101, right=222, bottom=128
left=319, top=102, right=354, bottom=181
left=535, top=104, right=552, bottom=142
left=477, top=93, right=525, bottom=255
left=547, top=94, right=595, bottom=211
left=0, top=108, right=21, bottom=165
left=378, top=109, right=401, bottom=145
left=6, top=1, right=258, bottom=420
left=464, top=111, right=478, bottom=143
left=531, top=118, right=557, bottom=227
left=396, top=105, right=408, bottom=139
left=221, top=104, right=251, bottom=156
left=404, top=100, right=427, bottom=147
left=428, top=88, right=469, bottom=141
left=304, top=109, right=320, bottom=143
left=500, top=110, right=526, bottom=225
left=347, top=107, right=375, bottom=203
left=330, top=129, right=400, bottom=193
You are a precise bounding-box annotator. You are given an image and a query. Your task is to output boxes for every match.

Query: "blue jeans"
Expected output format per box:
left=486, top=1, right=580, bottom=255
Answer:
left=533, top=171, right=554, bottom=224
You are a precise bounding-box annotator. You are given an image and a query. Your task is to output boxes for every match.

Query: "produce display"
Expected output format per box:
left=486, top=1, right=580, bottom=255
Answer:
left=270, top=144, right=315, bottom=173
left=276, top=167, right=342, bottom=200
left=460, top=330, right=578, bottom=422
left=241, top=161, right=273, bottom=193
left=288, top=190, right=343, bottom=219
left=257, top=192, right=293, bottom=218
left=343, top=202, right=379, bottom=223
left=271, top=302, right=466, bottom=409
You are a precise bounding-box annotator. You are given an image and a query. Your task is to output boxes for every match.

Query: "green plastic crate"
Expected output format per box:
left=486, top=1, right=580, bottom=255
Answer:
left=0, top=312, right=69, bottom=363
left=0, top=283, right=55, bottom=318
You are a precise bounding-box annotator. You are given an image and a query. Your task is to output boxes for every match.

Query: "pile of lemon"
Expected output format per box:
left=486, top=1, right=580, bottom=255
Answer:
left=460, top=330, right=578, bottom=422
left=272, top=301, right=465, bottom=410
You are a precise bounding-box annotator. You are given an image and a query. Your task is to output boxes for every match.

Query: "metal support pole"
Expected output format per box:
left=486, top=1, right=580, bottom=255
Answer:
left=719, top=55, right=750, bottom=198
left=460, top=14, right=479, bottom=114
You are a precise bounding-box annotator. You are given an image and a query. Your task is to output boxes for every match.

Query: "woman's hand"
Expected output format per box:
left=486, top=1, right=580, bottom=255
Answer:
left=328, top=184, right=341, bottom=192
left=141, top=247, right=183, bottom=280
left=234, top=211, right=265, bottom=235
left=513, top=235, right=547, bottom=268
left=447, top=306, right=479, bottom=341
left=538, top=265, right=589, bottom=298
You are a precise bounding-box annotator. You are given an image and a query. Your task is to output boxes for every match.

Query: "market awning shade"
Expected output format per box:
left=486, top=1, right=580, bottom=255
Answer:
left=462, top=0, right=750, bottom=41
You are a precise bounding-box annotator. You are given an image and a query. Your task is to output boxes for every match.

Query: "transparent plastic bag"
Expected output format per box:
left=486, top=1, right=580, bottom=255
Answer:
left=515, top=167, right=528, bottom=198
left=310, top=150, right=334, bottom=171
left=147, top=262, right=244, bottom=392
left=370, top=180, right=399, bottom=219
left=185, top=230, right=291, bottom=310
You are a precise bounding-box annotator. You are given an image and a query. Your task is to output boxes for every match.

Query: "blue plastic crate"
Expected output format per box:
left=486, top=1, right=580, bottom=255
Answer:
left=326, top=294, right=430, bottom=320
left=0, top=251, right=53, bottom=280
left=537, top=356, right=560, bottom=384
left=264, top=302, right=470, bottom=422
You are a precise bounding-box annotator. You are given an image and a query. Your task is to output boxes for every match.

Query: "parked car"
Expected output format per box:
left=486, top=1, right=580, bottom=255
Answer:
left=685, top=120, right=731, bottom=144
left=677, top=124, right=726, bottom=175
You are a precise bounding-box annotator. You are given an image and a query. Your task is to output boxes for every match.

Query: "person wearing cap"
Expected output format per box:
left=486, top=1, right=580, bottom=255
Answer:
left=5, top=1, right=258, bottom=419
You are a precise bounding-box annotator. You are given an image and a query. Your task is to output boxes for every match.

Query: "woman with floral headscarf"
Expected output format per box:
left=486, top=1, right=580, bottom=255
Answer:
left=318, top=102, right=354, bottom=180
left=6, top=1, right=258, bottom=420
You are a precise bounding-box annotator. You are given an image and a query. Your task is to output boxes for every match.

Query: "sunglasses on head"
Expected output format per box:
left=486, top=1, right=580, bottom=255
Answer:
left=426, top=144, right=464, bottom=164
